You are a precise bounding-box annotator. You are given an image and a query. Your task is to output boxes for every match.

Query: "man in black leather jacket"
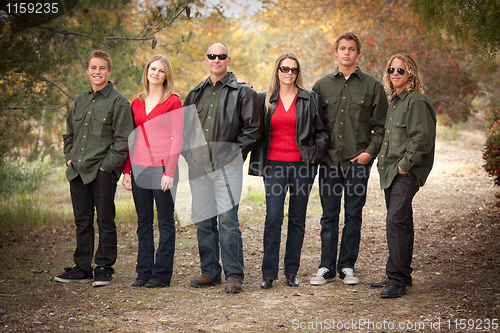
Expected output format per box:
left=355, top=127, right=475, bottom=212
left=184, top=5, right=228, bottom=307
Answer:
left=182, top=42, right=261, bottom=294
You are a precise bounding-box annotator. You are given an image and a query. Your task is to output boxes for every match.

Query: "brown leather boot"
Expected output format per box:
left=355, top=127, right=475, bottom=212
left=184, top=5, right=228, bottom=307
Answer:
left=190, top=274, right=222, bottom=288
left=224, top=280, right=243, bottom=294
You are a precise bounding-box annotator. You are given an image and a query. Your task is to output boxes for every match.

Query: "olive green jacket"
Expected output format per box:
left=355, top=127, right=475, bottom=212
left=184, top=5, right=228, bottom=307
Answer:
left=312, top=67, right=388, bottom=170
left=377, top=89, right=436, bottom=189
left=63, top=82, right=134, bottom=184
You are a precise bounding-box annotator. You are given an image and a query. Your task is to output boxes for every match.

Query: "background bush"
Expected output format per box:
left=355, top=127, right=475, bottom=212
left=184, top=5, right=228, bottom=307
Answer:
left=483, top=108, right=500, bottom=204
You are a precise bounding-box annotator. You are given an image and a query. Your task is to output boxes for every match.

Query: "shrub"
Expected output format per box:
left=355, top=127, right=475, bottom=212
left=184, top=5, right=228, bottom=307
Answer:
left=483, top=108, right=500, bottom=204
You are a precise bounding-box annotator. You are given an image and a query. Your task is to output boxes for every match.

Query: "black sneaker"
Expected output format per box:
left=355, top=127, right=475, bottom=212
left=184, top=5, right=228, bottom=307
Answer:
left=54, top=266, right=93, bottom=283
left=92, top=267, right=114, bottom=287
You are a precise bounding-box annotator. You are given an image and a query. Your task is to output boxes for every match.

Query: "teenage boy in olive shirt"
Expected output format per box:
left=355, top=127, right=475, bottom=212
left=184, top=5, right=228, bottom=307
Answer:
left=371, top=53, right=436, bottom=298
left=310, top=32, right=388, bottom=285
left=56, top=50, right=134, bottom=287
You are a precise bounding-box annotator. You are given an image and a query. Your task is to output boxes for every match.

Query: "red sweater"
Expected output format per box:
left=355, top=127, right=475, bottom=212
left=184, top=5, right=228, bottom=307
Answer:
left=268, top=95, right=301, bottom=162
left=123, top=94, right=184, bottom=178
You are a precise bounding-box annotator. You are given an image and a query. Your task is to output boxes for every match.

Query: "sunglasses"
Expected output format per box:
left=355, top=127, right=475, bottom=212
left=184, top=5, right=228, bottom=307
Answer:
left=278, top=66, right=299, bottom=75
left=207, top=54, right=228, bottom=60
left=387, top=67, right=406, bottom=75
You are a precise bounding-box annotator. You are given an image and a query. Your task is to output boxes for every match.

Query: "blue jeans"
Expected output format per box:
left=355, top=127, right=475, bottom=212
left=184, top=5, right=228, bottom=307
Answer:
left=318, top=161, right=370, bottom=274
left=69, top=170, right=118, bottom=277
left=385, top=173, right=419, bottom=286
left=189, top=160, right=244, bottom=283
left=262, top=161, right=317, bottom=280
left=132, top=167, right=177, bottom=285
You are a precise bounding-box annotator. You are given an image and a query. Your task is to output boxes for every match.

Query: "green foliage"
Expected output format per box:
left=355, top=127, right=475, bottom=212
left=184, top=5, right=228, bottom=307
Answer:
left=0, top=0, right=195, bottom=160
left=0, top=160, right=69, bottom=243
left=483, top=108, right=500, bottom=197
left=411, top=0, right=500, bottom=71
left=0, top=159, right=53, bottom=195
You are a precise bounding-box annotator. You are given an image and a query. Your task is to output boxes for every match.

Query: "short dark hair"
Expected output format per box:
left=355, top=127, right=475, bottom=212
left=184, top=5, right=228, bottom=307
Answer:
left=334, top=32, right=361, bottom=54
left=86, top=50, right=113, bottom=71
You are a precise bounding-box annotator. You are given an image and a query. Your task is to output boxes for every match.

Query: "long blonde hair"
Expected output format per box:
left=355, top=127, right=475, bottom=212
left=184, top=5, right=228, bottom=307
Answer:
left=383, top=53, right=424, bottom=97
left=138, top=54, right=175, bottom=103
left=264, top=53, right=305, bottom=111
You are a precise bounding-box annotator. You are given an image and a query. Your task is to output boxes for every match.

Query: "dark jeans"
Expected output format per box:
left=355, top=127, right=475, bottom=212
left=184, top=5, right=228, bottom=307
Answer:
left=69, top=170, right=118, bottom=276
left=132, top=167, right=177, bottom=285
left=318, top=161, right=370, bottom=274
left=384, top=173, right=419, bottom=286
left=189, top=160, right=244, bottom=283
left=262, top=161, right=317, bottom=280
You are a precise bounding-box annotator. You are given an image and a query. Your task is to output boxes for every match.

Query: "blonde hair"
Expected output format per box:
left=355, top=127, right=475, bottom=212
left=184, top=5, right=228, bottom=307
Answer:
left=383, top=53, right=424, bottom=97
left=264, top=53, right=305, bottom=111
left=138, top=54, right=175, bottom=104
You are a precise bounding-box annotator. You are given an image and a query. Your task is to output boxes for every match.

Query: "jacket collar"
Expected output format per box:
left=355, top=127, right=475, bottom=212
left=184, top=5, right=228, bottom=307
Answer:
left=268, top=86, right=308, bottom=104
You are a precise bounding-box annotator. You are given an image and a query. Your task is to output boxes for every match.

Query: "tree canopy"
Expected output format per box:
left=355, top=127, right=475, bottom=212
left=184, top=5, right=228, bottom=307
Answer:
left=411, top=0, right=500, bottom=70
left=0, top=0, right=196, bottom=161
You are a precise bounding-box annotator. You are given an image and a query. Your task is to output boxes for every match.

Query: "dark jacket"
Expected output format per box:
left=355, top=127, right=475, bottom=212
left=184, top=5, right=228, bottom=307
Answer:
left=182, top=72, right=262, bottom=176
left=248, top=88, right=331, bottom=177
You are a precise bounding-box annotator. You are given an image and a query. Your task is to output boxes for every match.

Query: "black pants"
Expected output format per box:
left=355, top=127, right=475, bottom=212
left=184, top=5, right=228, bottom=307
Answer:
left=69, top=170, right=118, bottom=276
left=384, top=173, right=419, bottom=286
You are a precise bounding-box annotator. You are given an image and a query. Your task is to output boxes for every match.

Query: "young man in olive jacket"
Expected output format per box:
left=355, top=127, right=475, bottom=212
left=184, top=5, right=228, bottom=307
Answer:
left=310, top=32, right=388, bottom=286
left=56, top=50, right=134, bottom=287
left=182, top=43, right=261, bottom=294
left=371, top=53, right=436, bottom=298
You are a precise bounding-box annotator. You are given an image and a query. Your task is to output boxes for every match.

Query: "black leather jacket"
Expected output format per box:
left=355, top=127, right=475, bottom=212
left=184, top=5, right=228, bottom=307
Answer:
left=248, top=87, right=331, bottom=177
left=182, top=72, right=262, bottom=176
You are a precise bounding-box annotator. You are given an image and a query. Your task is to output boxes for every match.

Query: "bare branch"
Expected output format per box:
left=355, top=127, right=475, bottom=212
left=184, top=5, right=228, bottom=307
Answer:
left=39, top=77, right=75, bottom=100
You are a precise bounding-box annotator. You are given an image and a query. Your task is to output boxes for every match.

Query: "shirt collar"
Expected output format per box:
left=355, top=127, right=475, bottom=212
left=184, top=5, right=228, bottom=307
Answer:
left=333, top=66, right=362, bottom=79
left=202, top=72, right=231, bottom=89
left=88, top=81, right=114, bottom=97
left=391, top=89, right=409, bottom=102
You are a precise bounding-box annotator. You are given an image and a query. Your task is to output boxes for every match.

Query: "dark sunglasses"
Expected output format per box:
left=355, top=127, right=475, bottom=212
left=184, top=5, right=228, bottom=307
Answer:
left=387, top=67, right=406, bottom=75
left=278, top=66, right=299, bottom=75
left=207, top=54, right=228, bottom=60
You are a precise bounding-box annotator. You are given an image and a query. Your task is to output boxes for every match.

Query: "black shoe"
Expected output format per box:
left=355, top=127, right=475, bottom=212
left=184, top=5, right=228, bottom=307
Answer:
left=132, top=279, right=148, bottom=287
left=380, top=282, right=407, bottom=298
left=54, top=266, right=93, bottom=283
left=371, top=278, right=389, bottom=289
left=261, top=279, right=273, bottom=289
left=371, top=278, right=412, bottom=289
left=145, top=280, right=168, bottom=288
left=285, top=275, right=299, bottom=287
left=92, top=267, right=114, bottom=287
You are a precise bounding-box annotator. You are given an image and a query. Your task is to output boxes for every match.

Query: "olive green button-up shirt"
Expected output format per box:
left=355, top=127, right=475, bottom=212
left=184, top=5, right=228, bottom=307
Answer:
left=63, top=81, right=134, bottom=184
left=312, top=67, right=388, bottom=170
left=377, top=89, right=436, bottom=189
left=196, top=73, right=229, bottom=174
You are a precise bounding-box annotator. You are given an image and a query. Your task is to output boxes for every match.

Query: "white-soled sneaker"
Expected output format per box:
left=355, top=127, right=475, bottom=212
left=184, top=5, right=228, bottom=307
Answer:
left=339, top=268, right=359, bottom=285
left=310, top=267, right=336, bottom=285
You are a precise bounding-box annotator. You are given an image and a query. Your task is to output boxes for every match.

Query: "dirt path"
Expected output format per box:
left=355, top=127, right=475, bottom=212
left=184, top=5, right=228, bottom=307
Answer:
left=1, top=114, right=500, bottom=332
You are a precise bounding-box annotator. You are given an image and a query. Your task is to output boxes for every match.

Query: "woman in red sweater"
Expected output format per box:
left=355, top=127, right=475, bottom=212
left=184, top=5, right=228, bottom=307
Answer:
left=249, top=54, right=330, bottom=289
left=122, top=55, right=183, bottom=288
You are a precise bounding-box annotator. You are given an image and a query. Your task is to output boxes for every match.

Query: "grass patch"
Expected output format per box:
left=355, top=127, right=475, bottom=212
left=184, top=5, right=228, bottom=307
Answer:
left=0, top=161, right=73, bottom=245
